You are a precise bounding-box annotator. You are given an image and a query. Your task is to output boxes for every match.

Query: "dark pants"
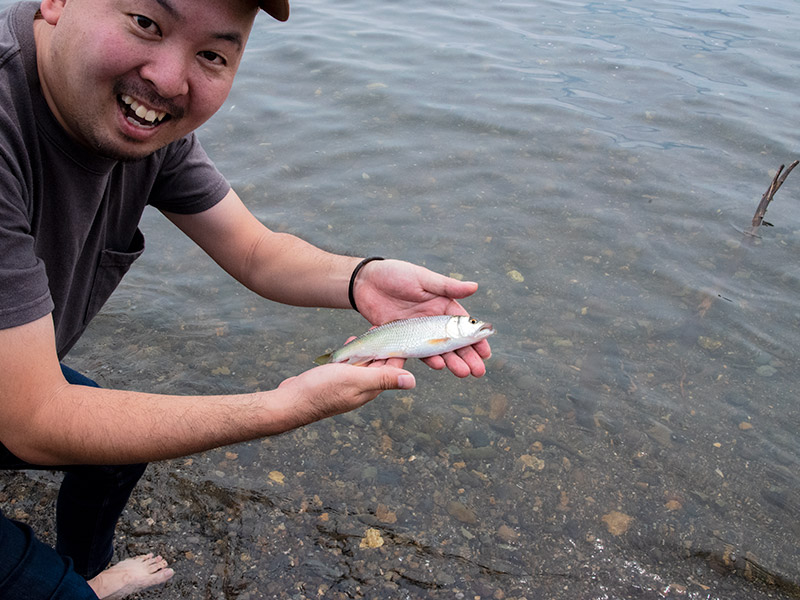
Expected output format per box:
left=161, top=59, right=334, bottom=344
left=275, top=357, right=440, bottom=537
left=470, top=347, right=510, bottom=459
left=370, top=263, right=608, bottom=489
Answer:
left=0, top=517, right=98, bottom=599
left=0, top=365, right=148, bottom=598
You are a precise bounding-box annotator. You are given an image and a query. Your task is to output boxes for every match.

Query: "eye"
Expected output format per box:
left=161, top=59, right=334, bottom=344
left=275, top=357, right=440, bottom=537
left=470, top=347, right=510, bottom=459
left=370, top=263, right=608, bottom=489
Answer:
left=133, top=14, right=161, bottom=36
left=469, top=318, right=477, bottom=324
left=198, top=50, right=227, bottom=66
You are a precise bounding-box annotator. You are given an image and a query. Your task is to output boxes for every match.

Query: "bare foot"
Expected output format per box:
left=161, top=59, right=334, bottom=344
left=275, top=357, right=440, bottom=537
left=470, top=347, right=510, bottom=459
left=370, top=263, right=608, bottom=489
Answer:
left=87, top=553, right=174, bottom=600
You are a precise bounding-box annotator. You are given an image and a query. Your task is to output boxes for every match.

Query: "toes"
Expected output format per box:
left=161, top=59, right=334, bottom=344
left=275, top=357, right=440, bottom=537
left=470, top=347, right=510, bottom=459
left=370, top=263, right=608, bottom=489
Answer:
left=138, top=554, right=168, bottom=572
left=134, top=553, right=154, bottom=562
left=151, top=557, right=169, bottom=573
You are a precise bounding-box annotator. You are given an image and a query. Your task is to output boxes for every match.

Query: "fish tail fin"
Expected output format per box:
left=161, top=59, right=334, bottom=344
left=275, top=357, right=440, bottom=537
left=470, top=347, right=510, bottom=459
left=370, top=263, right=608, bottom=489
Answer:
left=314, top=353, right=332, bottom=365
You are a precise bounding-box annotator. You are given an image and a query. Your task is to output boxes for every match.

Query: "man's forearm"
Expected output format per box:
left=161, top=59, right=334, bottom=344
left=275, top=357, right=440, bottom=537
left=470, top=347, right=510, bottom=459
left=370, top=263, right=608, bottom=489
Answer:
left=11, top=358, right=411, bottom=466
left=239, top=231, right=362, bottom=309
left=14, top=384, right=296, bottom=466
left=164, top=192, right=363, bottom=310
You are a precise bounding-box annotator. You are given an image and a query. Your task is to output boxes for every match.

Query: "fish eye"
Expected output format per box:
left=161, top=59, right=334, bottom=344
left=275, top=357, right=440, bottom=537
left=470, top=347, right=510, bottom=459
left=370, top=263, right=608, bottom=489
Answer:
left=469, top=318, right=477, bottom=324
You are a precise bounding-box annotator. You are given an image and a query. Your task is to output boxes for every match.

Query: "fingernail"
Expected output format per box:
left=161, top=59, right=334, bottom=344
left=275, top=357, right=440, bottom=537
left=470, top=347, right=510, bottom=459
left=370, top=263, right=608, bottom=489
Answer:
left=397, top=373, right=416, bottom=389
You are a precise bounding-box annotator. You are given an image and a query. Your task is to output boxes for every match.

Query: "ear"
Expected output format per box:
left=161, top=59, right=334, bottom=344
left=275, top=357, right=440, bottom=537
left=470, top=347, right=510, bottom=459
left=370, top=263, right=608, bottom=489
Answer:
left=38, top=0, right=68, bottom=25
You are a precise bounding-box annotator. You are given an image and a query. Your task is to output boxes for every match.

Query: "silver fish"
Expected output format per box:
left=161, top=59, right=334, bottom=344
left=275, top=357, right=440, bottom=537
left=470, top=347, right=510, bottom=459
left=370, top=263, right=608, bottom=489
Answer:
left=315, top=315, right=495, bottom=366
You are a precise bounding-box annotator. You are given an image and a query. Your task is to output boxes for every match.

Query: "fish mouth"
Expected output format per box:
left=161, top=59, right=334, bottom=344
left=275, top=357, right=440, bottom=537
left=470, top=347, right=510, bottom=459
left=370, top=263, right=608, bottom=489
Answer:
left=479, top=323, right=496, bottom=335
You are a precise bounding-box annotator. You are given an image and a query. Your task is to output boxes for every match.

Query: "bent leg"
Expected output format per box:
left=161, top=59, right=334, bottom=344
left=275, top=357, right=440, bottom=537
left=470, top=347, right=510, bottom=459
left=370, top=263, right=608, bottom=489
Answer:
left=0, top=508, right=98, bottom=599
left=55, top=365, right=148, bottom=579
left=56, top=462, right=147, bottom=579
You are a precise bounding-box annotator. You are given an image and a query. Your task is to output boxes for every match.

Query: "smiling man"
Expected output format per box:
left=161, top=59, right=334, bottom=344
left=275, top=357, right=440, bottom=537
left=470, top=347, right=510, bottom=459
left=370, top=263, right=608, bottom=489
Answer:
left=35, top=0, right=258, bottom=160
left=0, top=0, right=491, bottom=598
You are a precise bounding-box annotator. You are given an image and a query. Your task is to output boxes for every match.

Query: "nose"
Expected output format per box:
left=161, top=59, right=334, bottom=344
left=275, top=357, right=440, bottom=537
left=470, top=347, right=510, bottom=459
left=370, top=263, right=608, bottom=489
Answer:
left=138, top=46, right=191, bottom=99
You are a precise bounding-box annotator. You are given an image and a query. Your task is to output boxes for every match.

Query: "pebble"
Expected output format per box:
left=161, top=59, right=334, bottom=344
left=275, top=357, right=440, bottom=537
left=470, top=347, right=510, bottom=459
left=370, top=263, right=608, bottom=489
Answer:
left=497, top=524, right=519, bottom=542
left=447, top=500, right=478, bottom=524
left=489, top=394, right=508, bottom=420
left=648, top=422, right=674, bottom=447
left=602, top=510, right=633, bottom=535
left=460, top=446, right=500, bottom=461
left=756, top=365, right=777, bottom=377
left=467, top=429, right=491, bottom=448
left=519, top=454, right=545, bottom=471
left=361, top=465, right=378, bottom=481
left=268, top=470, right=285, bottom=484
left=697, top=336, right=722, bottom=351
left=375, top=504, right=397, bottom=524
left=723, top=391, right=750, bottom=408
left=359, top=528, right=385, bottom=549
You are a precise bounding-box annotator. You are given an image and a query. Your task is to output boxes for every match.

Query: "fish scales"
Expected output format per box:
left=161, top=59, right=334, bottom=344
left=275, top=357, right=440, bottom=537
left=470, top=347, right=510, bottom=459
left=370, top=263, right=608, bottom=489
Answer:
left=352, top=317, right=454, bottom=357
left=315, top=315, right=495, bottom=365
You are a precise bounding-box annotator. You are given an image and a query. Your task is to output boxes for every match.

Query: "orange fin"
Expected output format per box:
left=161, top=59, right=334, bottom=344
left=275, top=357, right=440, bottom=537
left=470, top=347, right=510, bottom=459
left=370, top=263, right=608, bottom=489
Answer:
left=426, top=338, right=450, bottom=345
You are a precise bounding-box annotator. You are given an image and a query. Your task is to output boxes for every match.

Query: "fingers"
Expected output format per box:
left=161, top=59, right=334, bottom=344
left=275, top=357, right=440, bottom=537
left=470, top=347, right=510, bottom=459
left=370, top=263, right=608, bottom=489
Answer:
left=383, top=260, right=477, bottom=304
left=420, top=352, right=473, bottom=378
left=421, top=340, right=491, bottom=378
left=422, top=269, right=479, bottom=301
left=346, top=339, right=491, bottom=379
left=471, top=339, right=493, bottom=360
left=340, top=363, right=415, bottom=392
left=395, top=371, right=416, bottom=390
left=350, top=364, right=415, bottom=393
left=421, top=355, right=446, bottom=371
left=455, top=343, right=488, bottom=377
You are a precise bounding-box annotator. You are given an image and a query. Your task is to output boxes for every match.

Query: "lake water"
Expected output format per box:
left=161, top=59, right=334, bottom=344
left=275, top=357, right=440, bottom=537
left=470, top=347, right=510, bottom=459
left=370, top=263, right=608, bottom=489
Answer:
left=4, top=0, right=800, bottom=598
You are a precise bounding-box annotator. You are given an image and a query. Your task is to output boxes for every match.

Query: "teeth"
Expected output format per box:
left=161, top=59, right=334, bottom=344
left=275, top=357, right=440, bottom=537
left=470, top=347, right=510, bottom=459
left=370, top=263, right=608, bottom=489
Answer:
left=121, top=94, right=167, bottom=124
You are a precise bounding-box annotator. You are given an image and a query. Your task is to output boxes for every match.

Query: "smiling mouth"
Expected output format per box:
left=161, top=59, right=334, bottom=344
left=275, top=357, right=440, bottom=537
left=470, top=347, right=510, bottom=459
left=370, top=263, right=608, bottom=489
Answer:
left=119, top=94, right=170, bottom=128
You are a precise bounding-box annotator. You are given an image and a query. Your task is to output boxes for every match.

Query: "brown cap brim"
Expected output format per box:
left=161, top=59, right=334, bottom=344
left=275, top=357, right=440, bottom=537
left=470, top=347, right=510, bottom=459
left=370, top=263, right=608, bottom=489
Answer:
left=259, top=0, right=290, bottom=21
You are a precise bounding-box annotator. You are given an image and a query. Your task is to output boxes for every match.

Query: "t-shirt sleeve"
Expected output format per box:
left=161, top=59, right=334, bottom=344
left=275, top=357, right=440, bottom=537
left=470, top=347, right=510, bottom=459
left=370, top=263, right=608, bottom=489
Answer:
left=148, top=133, right=232, bottom=215
left=0, top=157, right=54, bottom=331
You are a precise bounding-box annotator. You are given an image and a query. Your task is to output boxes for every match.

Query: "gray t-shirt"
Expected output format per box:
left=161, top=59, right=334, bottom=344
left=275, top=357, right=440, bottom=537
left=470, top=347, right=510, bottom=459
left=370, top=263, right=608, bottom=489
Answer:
left=0, top=2, right=231, bottom=358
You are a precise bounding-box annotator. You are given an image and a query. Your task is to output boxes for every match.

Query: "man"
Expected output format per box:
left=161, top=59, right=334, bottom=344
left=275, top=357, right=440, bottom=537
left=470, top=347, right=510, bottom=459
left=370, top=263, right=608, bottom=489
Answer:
left=0, top=0, right=491, bottom=598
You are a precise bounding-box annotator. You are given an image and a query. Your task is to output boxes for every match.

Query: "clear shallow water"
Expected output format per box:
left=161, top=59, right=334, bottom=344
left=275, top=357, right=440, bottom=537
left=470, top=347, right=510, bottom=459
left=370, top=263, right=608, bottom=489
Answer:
left=4, top=0, right=800, bottom=598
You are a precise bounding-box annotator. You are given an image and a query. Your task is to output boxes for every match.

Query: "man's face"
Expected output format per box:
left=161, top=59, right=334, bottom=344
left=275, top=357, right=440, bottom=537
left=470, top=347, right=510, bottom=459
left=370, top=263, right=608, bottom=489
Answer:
left=35, top=0, right=259, bottom=161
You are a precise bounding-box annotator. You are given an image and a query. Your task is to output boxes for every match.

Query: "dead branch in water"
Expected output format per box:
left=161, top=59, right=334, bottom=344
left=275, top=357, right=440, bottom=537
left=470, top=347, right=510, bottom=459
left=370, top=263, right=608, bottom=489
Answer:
left=697, top=160, right=798, bottom=318
left=748, top=160, right=799, bottom=234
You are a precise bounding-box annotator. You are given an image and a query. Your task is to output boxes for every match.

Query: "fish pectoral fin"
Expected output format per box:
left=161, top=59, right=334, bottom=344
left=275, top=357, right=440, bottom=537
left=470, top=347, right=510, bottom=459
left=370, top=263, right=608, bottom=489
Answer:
left=349, top=357, right=374, bottom=366
left=348, top=353, right=405, bottom=366
left=426, top=338, right=450, bottom=345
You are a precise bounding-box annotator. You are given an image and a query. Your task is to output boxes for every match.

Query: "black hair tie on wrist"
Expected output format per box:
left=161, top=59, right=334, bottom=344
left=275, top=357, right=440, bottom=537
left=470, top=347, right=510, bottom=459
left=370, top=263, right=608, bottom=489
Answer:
left=348, top=257, right=385, bottom=313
